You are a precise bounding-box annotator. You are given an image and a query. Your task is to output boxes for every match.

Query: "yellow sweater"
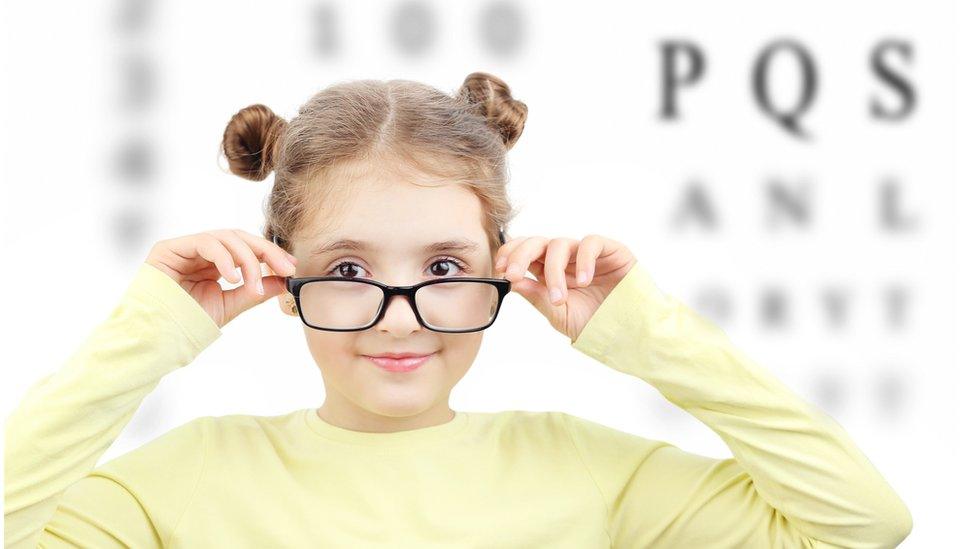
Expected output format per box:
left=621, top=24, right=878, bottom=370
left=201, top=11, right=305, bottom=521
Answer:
left=4, top=261, right=912, bottom=548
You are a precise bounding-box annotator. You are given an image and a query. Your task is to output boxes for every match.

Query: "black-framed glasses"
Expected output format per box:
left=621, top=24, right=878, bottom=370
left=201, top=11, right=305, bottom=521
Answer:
left=284, top=275, right=512, bottom=333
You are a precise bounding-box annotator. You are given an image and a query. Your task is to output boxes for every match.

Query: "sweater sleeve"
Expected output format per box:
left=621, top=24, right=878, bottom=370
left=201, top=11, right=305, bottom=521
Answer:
left=4, top=262, right=222, bottom=548
left=564, top=261, right=913, bottom=549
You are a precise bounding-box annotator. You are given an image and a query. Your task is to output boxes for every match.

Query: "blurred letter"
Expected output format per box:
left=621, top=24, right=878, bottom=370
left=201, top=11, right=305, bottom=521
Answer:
left=312, top=3, right=341, bottom=56
left=766, top=177, right=812, bottom=229
left=821, top=287, right=851, bottom=329
left=671, top=180, right=717, bottom=230
left=879, top=178, right=919, bottom=232
left=760, top=286, right=791, bottom=328
left=659, top=40, right=705, bottom=119
left=883, top=285, right=910, bottom=329
left=870, top=39, right=915, bottom=121
left=752, top=39, right=817, bottom=139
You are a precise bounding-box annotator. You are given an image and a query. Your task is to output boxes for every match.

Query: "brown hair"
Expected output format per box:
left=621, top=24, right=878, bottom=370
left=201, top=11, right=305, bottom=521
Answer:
left=220, top=71, right=527, bottom=258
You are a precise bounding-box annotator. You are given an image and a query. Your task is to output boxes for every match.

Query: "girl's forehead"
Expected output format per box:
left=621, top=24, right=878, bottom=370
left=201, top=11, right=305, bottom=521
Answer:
left=309, top=197, right=487, bottom=245
left=305, top=188, right=486, bottom=242
left=307, top=235, right=486, bottom=261
left=297, top=166, right=491, bottom=257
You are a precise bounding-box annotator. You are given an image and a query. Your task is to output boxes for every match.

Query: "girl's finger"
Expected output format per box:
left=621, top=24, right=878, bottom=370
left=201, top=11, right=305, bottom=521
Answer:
left=232, top=229, right=297, bottom=278
left=205, top=230, right=265, bottom=295
left=574, top=235, right=606, bottom=287
left=526, top=259, right=545, bottom=281
left=194, top=234, right=241, bottom=284
left=184, top=263, right=222, bottom=282
left=503, top=236, right=550, bottom=284
left=494, top=235, right=530, bottom=272
left=527, top=259, right=586, bottom=287
left=221, top=273, right=286, bottom=318
left=543, top=238, right=578, bottom=304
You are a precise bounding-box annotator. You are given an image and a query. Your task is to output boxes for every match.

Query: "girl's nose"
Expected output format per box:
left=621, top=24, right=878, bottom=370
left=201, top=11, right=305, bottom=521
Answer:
left=375, top=294, right=423, bottom=335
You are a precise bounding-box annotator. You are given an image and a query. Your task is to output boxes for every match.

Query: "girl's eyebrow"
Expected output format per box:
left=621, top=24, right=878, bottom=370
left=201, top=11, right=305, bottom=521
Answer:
left=311, top=238, right=481, bottom=257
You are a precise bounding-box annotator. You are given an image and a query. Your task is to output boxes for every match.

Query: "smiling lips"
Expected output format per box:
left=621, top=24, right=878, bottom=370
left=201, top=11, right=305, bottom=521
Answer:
left=365, top=352, right=434, bottom=372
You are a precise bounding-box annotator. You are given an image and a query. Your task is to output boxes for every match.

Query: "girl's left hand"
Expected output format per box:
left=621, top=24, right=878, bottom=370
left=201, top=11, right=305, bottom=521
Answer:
left=494, top=234, right=638, bottom=343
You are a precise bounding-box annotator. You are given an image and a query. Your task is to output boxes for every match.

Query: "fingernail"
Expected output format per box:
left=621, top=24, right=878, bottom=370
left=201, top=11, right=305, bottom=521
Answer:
left=495, top=256, right=505, bottom=269
left=506, top=263, right=520, bottom=279
left=257, top=280, right=265, bottom=295
left=577, top=270, right=588, bottom=285
left=288, top=254, right=299, bottom=265
left=550, top=288, right=562, bottom=303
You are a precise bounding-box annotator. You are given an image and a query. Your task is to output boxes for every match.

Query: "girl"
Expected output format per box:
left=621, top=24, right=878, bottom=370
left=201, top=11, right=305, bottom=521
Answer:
left=5, top=72, right=912, bottom=548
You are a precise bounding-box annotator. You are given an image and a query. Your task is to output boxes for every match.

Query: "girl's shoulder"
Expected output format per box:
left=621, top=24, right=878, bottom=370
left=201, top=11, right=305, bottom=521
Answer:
left=463, top=409, right=580, bottom=444
left=96, top=410, right=305, bottom=477
left=477, top=409, right=670, bottom=454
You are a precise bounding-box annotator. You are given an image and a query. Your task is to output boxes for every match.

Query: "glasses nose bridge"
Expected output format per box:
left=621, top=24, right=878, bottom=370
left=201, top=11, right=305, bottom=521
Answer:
left=388, top=284, right=416, bottom=296
left=385, top=284, right=419, bottom=306
left=376, top=284, right=422, bottom=327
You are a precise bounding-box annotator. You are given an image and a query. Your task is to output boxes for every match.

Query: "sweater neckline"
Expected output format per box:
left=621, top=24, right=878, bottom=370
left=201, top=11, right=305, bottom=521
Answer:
left=302, top=408, right=469, bottom=447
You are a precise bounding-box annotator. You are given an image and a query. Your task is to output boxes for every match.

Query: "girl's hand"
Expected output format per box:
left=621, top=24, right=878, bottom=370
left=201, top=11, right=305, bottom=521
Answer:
left=494, top=234, right=638, bottom=343
left=145, top=229, right=299, bottom=329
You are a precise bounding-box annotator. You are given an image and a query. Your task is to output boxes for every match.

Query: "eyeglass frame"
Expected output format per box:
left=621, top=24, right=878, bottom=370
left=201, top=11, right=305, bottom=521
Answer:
left=274, top=229, right=512, bottom=333
left=283, top=274, right=512, bottom=333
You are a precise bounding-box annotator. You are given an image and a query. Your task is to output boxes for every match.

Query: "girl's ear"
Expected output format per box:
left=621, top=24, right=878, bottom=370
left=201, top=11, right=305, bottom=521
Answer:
left=278, top=294, right=298, bottom=316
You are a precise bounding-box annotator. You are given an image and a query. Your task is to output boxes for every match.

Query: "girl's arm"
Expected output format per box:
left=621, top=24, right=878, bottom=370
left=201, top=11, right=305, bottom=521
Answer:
left=4, top=262, right=222, bottom=548
left=564, top=261, right=912, bottom=548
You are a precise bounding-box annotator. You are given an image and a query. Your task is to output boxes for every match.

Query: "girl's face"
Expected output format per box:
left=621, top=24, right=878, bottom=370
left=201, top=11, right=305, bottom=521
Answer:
left=283, top=162, right=495, bottom=432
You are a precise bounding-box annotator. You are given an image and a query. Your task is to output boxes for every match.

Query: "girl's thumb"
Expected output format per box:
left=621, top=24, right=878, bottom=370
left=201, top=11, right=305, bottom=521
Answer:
left=225, top=275, right=287, bottom=319
left=511, top=277, right=552, bottom=316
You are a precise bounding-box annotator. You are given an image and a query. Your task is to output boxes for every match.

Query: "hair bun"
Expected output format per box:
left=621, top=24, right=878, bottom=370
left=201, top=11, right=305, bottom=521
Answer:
left=459, top=71, right=528, bottom=150
left=222, top=104, right=286, bottom=181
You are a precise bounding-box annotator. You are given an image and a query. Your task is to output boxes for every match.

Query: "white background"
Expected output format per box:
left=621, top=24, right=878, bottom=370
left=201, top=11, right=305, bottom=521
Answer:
left=2, top=1, right=973, bottom=546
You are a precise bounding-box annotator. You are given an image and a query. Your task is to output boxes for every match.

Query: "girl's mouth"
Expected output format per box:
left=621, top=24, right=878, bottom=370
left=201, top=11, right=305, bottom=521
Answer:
left=365, top=353, right=434, bottom=372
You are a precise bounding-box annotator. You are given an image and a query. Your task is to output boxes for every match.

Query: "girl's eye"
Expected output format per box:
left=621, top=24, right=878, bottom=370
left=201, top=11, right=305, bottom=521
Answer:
left=325, top=257, right=470, bottom=279
left=328, top=262, right=366, bottom=279
left=428, top=257, right=469, bottom=277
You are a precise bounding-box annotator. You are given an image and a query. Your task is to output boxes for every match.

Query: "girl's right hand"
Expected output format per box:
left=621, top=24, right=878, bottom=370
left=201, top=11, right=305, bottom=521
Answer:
left=144, top=229, right=299, bottom=329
